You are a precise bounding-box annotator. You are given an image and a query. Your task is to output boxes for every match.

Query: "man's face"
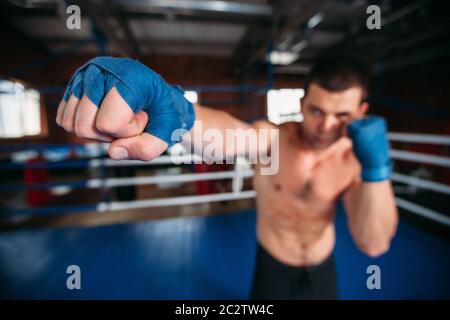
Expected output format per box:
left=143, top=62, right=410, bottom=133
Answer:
left=301, top=83, right=368, bottom=150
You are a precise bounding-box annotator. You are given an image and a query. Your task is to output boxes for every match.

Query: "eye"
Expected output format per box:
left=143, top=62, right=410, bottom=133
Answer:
left=310, top=108, right=323, bottom=116
left=336, top=113, right=350, bottom=121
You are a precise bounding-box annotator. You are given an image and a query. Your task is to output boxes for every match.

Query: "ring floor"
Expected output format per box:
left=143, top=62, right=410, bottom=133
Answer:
left=1, top=203, right=449, bottom=299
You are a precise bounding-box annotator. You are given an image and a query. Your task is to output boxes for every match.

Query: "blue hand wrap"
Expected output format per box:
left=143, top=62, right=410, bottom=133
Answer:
left=63, top=56, right=195, bottom=146
left=347, top=116, right=392, bottom=182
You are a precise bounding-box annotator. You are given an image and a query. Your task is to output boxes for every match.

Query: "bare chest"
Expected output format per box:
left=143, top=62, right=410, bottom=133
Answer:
left=269, top=133, right=357, bottom=206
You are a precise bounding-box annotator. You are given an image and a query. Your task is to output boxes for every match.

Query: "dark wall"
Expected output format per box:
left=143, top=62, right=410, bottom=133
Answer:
left=371, top=63, right=450, bottom=135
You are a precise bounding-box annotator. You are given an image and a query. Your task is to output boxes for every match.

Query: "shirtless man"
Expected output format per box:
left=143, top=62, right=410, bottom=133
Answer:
left=56, top=56, right=398, bottom=300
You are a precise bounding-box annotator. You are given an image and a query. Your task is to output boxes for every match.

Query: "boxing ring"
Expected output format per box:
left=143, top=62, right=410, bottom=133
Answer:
left=0, top=132, right=449, bottom=299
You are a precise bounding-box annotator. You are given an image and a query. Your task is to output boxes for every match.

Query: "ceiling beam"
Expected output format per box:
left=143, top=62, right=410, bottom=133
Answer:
left=320, top=0, right=434, bottom=60
left=111, top=0, right=273, bottom=17
left=115, top=11, right=141, bottom=58
left=75, top=0, right=133, bottom=56
left=232, top=0, right=327, bottom=74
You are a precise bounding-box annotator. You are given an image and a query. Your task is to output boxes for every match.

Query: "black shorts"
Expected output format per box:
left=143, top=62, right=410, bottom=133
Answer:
left=250, top=243, right=338, bottom=300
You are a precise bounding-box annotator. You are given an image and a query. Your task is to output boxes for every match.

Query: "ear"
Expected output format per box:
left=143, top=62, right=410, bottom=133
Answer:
left=300, top=93, right=307, bottom=104
left=357, top=102, right=369, bottom=117
left=300, top=95, right=306, bottom=113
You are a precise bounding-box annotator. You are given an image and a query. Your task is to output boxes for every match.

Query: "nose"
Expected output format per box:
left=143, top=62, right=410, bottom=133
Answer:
left=318, top=115, right=339, bottom=133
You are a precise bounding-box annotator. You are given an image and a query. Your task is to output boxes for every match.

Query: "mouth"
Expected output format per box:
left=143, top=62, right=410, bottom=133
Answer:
left=314, top=136, right=333, bottom=144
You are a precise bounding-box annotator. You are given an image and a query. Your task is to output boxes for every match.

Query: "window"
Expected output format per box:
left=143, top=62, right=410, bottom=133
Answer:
left=184, top=90, right=198, bottom=104
left=0, top=79, right=41, bottom=138
left=267, top=88, right=304, bottom=124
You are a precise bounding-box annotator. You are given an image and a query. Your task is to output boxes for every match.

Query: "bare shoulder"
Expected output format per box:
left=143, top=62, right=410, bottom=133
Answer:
left=248, top=120, right=280, bottom=158
left=276, top=121, right=301, bottom=138
left=250, top=120, right=299, bottom=133
left=251, top=119, right=278, bottom=130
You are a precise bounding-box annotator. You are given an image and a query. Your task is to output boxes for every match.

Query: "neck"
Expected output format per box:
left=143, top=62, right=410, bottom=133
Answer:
left=297, top=124, right=337, bottom=160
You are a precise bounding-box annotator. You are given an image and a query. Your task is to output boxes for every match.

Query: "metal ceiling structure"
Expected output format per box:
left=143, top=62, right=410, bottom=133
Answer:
left=1, top=0, right=449, bottom=76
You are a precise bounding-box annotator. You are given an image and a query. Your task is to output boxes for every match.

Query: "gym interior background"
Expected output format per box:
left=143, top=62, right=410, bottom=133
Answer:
left=0, top=0, right=449, bottom=299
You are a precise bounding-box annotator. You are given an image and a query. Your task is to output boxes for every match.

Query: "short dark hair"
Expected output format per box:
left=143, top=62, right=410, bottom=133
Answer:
left=305, top=57, right=369, bottom=101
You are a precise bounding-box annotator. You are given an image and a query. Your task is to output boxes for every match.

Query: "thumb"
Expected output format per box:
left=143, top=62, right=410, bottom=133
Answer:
left=96, top=88, right=148, bottom=138
left=119, top=110, right=148, bottom=137
left=109, top=132, right=168, bottom=161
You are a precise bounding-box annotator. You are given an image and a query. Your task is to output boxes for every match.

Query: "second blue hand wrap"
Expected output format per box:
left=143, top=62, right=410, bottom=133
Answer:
left=348, top=116, right=392, bottom=182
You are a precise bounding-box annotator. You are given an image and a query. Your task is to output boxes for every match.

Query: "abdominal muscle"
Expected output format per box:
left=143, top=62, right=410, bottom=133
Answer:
left=255, top=196, right=336, bottom=267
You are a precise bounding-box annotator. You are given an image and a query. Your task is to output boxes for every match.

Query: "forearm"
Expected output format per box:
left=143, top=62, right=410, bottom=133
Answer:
left=180, top=104, right=256, bottom=158
left=345, top=180, right=398, bottom=257
left=193, top=103, right=251, bottom=134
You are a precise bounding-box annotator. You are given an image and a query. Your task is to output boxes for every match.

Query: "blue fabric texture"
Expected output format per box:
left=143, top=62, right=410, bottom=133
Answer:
left=347, top=116, right=392, bottom=182
left=63, top=56, right=195, bottom=146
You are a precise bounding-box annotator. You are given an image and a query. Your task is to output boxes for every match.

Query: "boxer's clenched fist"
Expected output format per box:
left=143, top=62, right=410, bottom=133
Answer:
left=56, top=57, right=195, bottom=161
left=348, top=116, right=392, bottom=182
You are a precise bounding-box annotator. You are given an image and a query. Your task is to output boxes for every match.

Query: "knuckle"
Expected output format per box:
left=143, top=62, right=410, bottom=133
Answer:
left=96, top=119, right=118, bottom=134
left=74, top=123, right=91, bottom=137
left=62, top=119, right=74, bottom=132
